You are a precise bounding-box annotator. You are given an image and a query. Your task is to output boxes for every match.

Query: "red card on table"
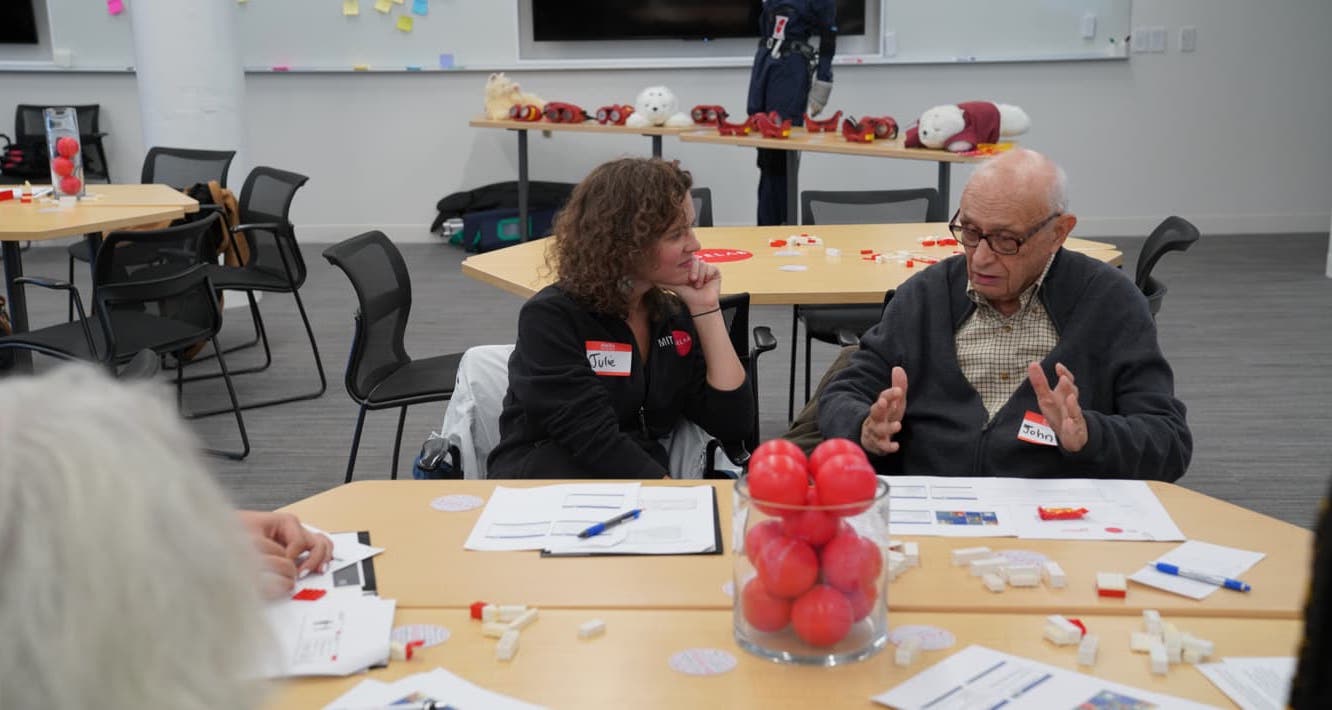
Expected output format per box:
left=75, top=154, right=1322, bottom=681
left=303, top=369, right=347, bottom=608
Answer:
left=292, top=588, right=326, bottom=601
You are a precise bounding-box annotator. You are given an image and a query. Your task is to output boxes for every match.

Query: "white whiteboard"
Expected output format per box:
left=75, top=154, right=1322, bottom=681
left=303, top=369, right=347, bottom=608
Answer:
left=3, top=0, right=1131, bottom=72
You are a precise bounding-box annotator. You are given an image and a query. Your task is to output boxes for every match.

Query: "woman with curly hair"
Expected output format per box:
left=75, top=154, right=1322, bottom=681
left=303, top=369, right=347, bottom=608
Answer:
left=487, top=158, right=753, bottom=478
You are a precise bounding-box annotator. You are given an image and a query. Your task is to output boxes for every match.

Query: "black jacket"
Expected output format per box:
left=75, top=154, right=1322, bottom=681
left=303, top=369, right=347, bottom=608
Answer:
left=488, top=285, right=754, bottom=478
left=818, top=249, right=1192, bottom=480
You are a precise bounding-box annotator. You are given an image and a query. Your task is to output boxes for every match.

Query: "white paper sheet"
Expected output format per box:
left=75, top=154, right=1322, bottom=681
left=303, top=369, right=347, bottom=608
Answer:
left=884, top=476, right=1185, bottom=541
left=263, top=594, right=396, bottom=678
left=544, top=484, right=717, bottom=555
left=324, top=667, right=546, bottom=709
left=1128, top=540, right=1266, bottom=599
left=872, top=644, right=1218, bottom=709
left=464, top=483, right=641, bottom=551
left=292, top=530, right=385, bottom=597
left=1195, top=657, right=1296, bottom=710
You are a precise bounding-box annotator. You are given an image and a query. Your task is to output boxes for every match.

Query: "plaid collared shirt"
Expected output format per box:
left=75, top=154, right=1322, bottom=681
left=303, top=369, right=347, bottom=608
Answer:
left=955, top=256, right=1059, bottom=420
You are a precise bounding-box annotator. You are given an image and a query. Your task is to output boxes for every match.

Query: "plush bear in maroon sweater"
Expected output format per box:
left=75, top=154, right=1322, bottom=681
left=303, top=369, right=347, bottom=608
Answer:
left=904, top=101, right=1030, bottom=152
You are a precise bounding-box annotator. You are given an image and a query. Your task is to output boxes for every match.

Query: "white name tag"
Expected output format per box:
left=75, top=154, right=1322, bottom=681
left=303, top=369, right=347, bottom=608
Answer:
left=585, top=341, right=632, bottom=377
left=772, top=15, right=789, bottom=40
left=1017, top=410, right=1059, bottom=447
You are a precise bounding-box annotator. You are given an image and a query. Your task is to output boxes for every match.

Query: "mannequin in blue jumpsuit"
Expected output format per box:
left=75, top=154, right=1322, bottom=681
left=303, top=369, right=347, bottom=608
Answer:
left=747, top=0, right=837, bottom=225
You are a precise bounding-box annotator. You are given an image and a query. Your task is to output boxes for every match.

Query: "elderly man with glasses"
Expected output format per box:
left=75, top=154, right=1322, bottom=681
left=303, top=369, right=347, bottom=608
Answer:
left=817, top=148, right=1191, bottom=480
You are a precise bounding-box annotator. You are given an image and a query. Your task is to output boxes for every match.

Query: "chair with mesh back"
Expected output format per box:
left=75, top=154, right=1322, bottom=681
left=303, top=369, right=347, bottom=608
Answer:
left=690, top=187, right=714, bottom=228
left=323, top=231, right=465, bottom=483
left=179, top=166, right=327, bottom=416
left=788, top=188, right=942, bottom=420
left=717, top=292, right=778, bottom=461
left=1135, top=216, right=1200, bottom=318
left=14, top=104, right=111, bottom=181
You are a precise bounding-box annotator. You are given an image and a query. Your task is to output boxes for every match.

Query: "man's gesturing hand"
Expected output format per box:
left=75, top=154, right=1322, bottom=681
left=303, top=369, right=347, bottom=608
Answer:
left=860, top=366, right=908, bottom=456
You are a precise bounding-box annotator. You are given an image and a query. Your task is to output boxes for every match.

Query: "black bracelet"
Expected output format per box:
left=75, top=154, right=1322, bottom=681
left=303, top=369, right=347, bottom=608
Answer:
left=691, top=307, right=721, bottom=318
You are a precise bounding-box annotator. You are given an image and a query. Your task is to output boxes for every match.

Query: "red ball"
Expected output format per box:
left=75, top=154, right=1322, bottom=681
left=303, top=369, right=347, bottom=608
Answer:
left=809, top=437, right=866, bottom=474
left=781, top=487, right=838, bottom=547
left=59, top=175, right=82, bottom=195
left=813, top=453, right=878, bottom=515
left=746, top=454, right=809, bottom=514
left=843, top=579, right=878, bottom=622
left=56, top=136, right=80, bottom=158
left=820, top=530, right=883, bottom=592
left=743, top=519, right=784, bottom=566
left=752, top=438, right=808, bottom=468
left=756, top=536, right=819, bottom=599
left=741, top=576, right=792, bottom=632
left=791, top=585, right=855, bottom=647
left=52, top=156, right=74, bottom=177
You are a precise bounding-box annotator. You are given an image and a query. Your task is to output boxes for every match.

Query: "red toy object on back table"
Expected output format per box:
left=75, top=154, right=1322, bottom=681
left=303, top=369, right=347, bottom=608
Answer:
left=690, top=104, right=729, bottom=125
left=751, top=111, right=793, bottom=139
left=840, top=117, right=875, bottom=143
left=542, top=102, right=589, bottom=123
left=864, top=116, right=899, bottom=140
left=594, top=104, right=634, bottom=125
left=508, top=104, right=542, bottom=121
left=716, top=115, right=754, bottom=136
left=803, top=110, right=842, bottom=133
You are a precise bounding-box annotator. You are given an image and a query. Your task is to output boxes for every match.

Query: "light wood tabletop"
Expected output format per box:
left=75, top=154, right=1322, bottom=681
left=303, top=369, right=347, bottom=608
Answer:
left=0, top=183, right=197, bottom=242
left=280, top=479, right=1310, bottom=619
left=268, top=608, right=1302, bottom=709
left=680, top=128, right=992, bottom=164
left=470, top=117, right=704, bottom=138
left=460, top=223, right=1123, bottom=305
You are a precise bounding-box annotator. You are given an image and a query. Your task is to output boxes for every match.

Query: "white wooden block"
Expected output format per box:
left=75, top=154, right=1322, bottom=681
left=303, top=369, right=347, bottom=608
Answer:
left=982, top=572, right=1006, bottom=593
left=1181, top=634, right=1214, bottom=658
left=894, top=636, right=921, bottom=667
left=481, top=604, right=498, bottom=622
left=902, top=542, right=920, bottom=567
left=1043, top=615, right=1081, bottom=646
left=951, top=546, right=992, bottom=566
left=497, top=604, right=527, bottom=622
left=888, top=550, right=908, bottom=567
left=578, top=619, right=606, bottom=639
left=389, top=640, right=408, bottom=661
left=1148, top=639, right=1169, bottom=675
left=969, top=556, right=1006, bottom=577
left=888, top=539, right=905, bottom=551
left=1008, top=570, right=1041, bottom=587
left=1096, top=572, right=1128, bottom=597
left=481, top=621, right=509, bottom=638
left=1077, top=634, right=1100, bottom=667
left=496, top=629, right=520, bottom=661
left=1143, top=609, right=1162, bottom=634
left=1129, top=631, right=1155, bottom=653
left=1001, top=564, right=1041, bottom=582
left=1163, top=623, right=1182, bottom=663
left=888, top=556, right=908, bottom=581
left=1042, top=561, right=1067, bottom=589
left=1182, top=648, right=1204, bottom=664
left=508, top=607, right=539, bottom=631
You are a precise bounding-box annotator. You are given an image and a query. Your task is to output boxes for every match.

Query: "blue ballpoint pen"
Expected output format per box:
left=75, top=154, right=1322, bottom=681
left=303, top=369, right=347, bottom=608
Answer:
left=577, top=509, right=642, bottom=539
left=1154, top=562, right=1252, bottom=592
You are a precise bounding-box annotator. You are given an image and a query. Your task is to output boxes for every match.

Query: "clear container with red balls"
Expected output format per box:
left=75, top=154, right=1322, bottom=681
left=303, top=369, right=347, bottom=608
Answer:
left=733, top=437, right=890, bottom=666
left=43, top=107, right=85, bottom=199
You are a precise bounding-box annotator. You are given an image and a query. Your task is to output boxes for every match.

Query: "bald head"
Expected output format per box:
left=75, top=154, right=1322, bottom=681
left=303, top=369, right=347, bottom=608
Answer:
left=966, top=148, right=1068, bottom=214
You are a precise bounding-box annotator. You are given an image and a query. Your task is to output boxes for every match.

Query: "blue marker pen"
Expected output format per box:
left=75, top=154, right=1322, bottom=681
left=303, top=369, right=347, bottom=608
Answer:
left=577, top=509, right=642, bottom=539
left=1154, top=562, right=1251, bottom=592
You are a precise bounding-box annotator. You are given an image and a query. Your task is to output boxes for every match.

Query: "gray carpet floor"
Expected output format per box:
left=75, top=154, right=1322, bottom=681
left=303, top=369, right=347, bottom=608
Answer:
left=9, top=232, right=1331, bottom=529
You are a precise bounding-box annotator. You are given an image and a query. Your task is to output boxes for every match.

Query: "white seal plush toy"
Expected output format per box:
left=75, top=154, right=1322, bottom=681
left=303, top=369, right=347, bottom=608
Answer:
left=624, top=86, right=693, bottom=128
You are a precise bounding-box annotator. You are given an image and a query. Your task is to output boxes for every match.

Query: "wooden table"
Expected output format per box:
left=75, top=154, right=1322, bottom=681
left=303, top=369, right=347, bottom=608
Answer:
left=679, top=129, right=992, bottom=224
left=269, top=608, right=1303, bottom=709
left=470, top=117, right=702, bottom=235
left=461, top=223, right=1123, bottom=306
left=0, top=183, right=197, bottom=367
left=281, top=479, right=1310, bottom=619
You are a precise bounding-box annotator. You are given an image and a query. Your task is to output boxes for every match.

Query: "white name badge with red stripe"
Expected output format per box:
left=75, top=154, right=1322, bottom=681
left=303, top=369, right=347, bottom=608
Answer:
left=586, top=341, right=632, bottom=377
left=772, top=15, right=789, bottom=39
left=1017, top=410, right=1059, bottom=447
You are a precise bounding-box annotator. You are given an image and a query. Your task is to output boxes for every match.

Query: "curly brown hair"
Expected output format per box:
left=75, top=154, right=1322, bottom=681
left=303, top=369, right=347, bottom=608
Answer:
left=546, top=158, right=693, bottom=319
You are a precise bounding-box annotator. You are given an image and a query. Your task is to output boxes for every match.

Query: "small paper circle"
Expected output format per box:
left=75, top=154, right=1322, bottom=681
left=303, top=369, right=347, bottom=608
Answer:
left=669, top=648, right=737, bottom=676
left=997, top=549, right=1048, bottom=566
left=431, top=494, right=484, bottom=512
left=778, top=264, right=808, bottom=272
left=391, top=624, right=451, bottom=647
left=721, top=580, right=735, bottom=598
left=889, top=625, right=956, bottom=651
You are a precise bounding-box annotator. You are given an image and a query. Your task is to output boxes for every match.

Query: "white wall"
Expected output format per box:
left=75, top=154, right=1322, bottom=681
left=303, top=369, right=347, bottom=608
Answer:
left=2, top=0, right=1329, bottom=244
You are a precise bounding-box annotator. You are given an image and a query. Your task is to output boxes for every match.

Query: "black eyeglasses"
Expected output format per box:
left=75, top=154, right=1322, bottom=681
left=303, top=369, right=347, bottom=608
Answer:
left=949, top=210, right=1062, bottom=256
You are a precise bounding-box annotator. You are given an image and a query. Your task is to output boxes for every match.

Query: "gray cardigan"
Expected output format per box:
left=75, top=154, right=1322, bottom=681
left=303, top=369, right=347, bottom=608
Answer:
left=818, top=249, right=1192, bottom=481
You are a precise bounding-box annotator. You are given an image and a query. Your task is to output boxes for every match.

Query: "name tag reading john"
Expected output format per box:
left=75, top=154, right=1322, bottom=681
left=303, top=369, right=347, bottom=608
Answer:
left=1017, top=410, right=1059, bottom=447
left=586, top=341, right=632, bottom=377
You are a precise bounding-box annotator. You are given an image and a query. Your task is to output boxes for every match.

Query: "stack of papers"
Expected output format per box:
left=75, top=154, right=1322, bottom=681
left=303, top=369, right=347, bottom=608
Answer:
left=1196, top=657, right=1296, bottom=710
left=463, top=483, right=720, bottom=556
left=324, top=668, right=544, bottom=709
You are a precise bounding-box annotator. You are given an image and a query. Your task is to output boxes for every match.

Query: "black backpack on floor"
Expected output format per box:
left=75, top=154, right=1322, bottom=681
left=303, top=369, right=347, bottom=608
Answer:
left=431, top=180, right=575, bottom=234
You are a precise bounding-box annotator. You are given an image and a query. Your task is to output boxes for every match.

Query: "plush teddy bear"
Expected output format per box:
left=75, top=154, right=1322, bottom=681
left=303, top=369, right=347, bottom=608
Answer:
left=624, top=86, right=693, bottom=128
left=484, top=73, right=545, bottom=120
left=903, top=101, right=1031, bottom=152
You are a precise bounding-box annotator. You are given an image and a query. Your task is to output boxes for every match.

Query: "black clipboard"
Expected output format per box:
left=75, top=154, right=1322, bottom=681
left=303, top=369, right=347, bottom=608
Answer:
left=539, top=485, right=724, bottom=558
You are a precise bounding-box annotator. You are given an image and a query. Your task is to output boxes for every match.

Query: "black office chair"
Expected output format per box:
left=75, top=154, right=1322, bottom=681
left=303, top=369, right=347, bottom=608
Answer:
left=690, top=187, right=714, bottom=228
left=788, top=188, right=941, bottom=420
left=180, top=166, right=327, bottom=416
left=323, top=231, right=466, bottom=483
left=0, top=216, right=249, bottom=459
left=13, top=104, right=110, bottom=181
left=1135, top=216, right=1201, bottom=317
left=715, top=292, right=778, bottom=462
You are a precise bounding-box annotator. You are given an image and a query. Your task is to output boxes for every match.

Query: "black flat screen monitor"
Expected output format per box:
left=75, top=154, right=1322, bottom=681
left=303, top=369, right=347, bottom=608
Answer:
left=533, top=1, right=866, bottom=42
left=0, top=1, right=40, bottom=45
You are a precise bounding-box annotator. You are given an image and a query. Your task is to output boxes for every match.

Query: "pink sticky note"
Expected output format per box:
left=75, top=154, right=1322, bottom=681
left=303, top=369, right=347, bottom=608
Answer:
left=107, top=0, right=124, bottom=15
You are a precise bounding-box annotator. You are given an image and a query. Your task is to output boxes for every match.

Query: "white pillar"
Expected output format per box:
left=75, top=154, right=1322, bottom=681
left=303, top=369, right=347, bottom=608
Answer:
left=128, top=0, right=246, bottom=185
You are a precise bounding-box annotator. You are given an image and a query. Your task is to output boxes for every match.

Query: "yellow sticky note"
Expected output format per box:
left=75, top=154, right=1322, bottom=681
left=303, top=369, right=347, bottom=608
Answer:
left=374, top=0, right=391, bottom=12
left=396, top=15, right=413, bottom=32
left=342, top=0, right=359, bottom=16
left=353, top=64, right=370, bottom=71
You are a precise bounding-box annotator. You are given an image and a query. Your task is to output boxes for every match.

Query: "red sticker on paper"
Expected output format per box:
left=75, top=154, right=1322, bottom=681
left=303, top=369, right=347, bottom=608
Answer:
left=695, top=248, right=752, bottom=263
left=292, top=588, right=326, bottom=601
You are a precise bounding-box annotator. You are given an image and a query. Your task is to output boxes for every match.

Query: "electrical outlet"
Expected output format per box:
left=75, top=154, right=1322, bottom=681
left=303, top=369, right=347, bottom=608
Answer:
left=1131, top=26, right=1150, bottom=53
left=1179, top=26, right=1197, bottom=52
left=1081, top=12, right=1097, bottom=39
left=1149, top=26, right=1168, bottom=53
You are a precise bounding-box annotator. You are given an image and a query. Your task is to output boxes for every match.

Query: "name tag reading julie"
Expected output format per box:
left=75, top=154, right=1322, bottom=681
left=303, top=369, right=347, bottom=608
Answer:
left=586, top=341, right=632, bottom=377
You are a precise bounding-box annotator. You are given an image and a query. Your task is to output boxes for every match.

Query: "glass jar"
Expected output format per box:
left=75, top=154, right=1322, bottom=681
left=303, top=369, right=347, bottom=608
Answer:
left=733, top=476, right=890, bottom=665
left=44, top=107, right=85, bottom=199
